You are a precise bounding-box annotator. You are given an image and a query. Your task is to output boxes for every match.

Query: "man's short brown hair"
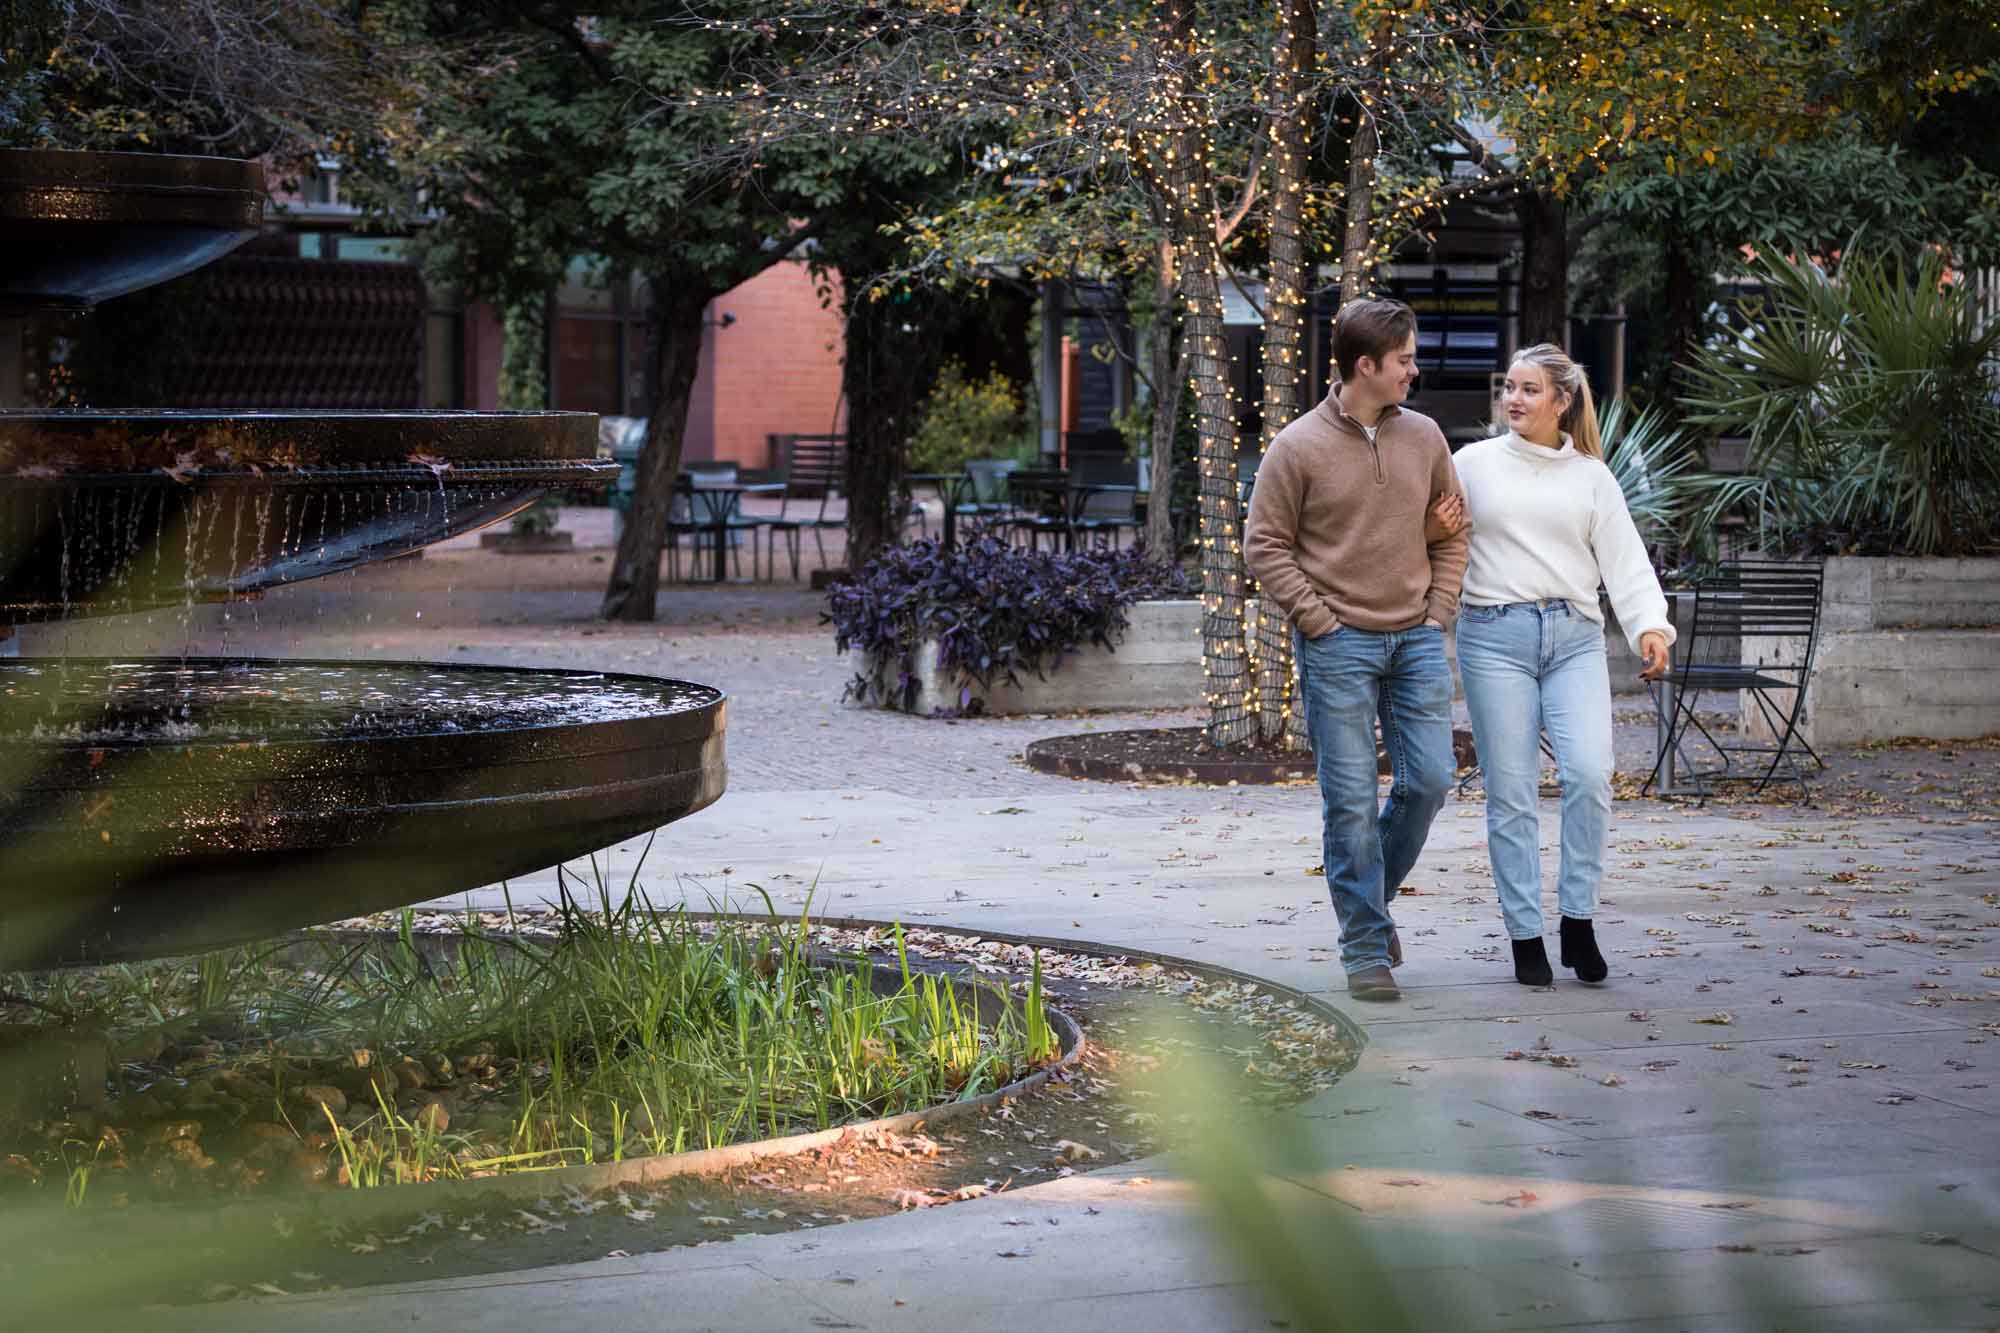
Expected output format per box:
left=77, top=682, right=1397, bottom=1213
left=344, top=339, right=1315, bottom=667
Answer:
left=1332, top=298, right=1417, bottom=381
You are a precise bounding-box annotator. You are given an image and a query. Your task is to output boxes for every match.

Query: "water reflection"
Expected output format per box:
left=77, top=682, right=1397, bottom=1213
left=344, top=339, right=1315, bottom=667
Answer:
left=0, top=660, right=722, bottom=743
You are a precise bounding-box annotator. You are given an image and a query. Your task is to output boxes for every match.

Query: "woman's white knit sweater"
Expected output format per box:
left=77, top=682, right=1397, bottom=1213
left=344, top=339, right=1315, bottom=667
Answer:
left=1450, top=431, right=1675, bottom=654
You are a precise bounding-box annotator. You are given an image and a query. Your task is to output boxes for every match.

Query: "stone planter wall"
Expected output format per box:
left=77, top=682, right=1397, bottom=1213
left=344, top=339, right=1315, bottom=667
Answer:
left=1742, top=556, right=2000, bottom=747
left=893, top=598, right=1202, bottom=715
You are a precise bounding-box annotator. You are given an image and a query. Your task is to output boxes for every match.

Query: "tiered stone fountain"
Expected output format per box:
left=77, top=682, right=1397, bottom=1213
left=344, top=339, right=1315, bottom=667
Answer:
left=0, top=149, right=725, bottom=969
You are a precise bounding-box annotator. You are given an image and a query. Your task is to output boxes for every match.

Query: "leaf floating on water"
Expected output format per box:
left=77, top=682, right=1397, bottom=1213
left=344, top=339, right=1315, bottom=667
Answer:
left=1694, top=1012, right=1736, bottom=1026
left=1716, top=1244, right=1758, bottom=1254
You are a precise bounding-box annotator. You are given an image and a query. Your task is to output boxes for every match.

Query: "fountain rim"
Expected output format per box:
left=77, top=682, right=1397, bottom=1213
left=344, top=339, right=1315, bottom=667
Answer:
left=0, top=409, right=606, bottom=468
left=0, top=656, right=728, bottom=752
left=0, top=148, right=264, bottom=225
left=0, top=459, right=620, bottom=487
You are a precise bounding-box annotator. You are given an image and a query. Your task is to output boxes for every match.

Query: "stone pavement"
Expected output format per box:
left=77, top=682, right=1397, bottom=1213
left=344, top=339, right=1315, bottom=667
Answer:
left=37, top=527, right=1999, bottom=1331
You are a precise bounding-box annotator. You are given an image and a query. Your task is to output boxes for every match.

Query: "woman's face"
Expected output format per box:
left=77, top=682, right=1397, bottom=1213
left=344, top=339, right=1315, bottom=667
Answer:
left=1502, top=361, right=1569, bottom=442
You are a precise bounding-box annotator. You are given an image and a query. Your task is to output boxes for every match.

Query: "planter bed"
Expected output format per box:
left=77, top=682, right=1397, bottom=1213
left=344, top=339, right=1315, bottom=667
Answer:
left=897, top=597, right=1201, bottom=715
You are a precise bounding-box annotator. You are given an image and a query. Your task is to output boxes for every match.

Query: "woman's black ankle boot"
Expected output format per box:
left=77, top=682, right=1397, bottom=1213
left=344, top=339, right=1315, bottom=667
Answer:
left=1511, top=937, right=1553, bottom=987
left=1560, top=916, right=1608, bottom=983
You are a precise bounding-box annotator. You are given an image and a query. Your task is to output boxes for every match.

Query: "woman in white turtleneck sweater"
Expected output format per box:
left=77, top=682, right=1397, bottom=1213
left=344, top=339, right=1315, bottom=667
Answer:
left=1428, top=344, right=1674, bottom=988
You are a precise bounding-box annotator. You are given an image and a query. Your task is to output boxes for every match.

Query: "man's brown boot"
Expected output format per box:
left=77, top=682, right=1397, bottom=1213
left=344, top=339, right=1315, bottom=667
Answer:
left=1347, top=965, right=1400, bottom=1001
left=1389, top=928, right=1404, bottom=968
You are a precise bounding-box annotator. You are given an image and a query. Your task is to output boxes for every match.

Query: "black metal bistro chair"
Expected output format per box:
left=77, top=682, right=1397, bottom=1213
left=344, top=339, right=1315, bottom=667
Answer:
left=1643, top=560, right=1827, bottom=800
left=1067, top=453, right=1142, bottom=550
left=764, top=435, right=846, bottom=581
left=1003, top=469, right=1072, bottom=551
left=665, top=464, right=758, bottom=582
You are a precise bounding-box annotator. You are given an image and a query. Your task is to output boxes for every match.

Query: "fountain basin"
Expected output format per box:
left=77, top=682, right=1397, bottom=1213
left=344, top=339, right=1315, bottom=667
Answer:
left=0, top=411, right=612, bottom=619
left=0, top=659, right=726, bottom=968
left=0, top=149, right=266, bottom=313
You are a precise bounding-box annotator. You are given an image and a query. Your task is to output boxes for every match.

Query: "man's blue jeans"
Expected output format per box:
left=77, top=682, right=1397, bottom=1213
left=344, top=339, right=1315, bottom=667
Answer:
left=1297, top=625, right=1454, bottom=975
left=1455, top=600, right=1614, bottom=940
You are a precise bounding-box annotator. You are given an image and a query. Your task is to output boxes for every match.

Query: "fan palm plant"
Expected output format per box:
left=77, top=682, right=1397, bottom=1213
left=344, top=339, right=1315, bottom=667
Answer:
left=1680, top=246, right=2000, bottom=556
left=1596, top=396, right=1705, bottom=541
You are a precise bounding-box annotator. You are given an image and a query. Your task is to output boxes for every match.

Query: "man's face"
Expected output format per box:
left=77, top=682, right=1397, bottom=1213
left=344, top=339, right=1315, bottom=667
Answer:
left=1358, top=332, right=1420, bottom=404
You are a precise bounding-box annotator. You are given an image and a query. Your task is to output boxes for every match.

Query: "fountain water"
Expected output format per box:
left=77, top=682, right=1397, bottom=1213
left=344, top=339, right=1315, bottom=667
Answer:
left=0, top=149, right=725, bottom=968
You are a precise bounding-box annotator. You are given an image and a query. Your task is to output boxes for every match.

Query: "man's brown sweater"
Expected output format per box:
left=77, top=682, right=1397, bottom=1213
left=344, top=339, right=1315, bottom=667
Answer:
left=1244, top=389, right=1470, bottom=640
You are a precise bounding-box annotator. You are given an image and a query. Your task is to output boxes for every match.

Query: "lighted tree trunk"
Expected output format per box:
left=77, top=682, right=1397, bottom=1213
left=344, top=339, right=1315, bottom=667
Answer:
left=1252, top=0, right=1316, bottom=748
left=1514, top=186, right=1569, bottom=349
left=1143, top=243, right=1185, bottom=557
left=1337, top=20, right=1390, bottom=305
left=1158, top=0, right=1249, bottom=749
left=601, top=283, right=712, bottom=622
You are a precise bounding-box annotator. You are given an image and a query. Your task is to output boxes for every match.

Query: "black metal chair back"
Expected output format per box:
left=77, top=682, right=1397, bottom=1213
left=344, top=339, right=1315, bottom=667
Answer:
left=1679, top=560, right=1824, bottom=694
left=778, top=437, right=844, bottom=520
left=1645, top=559, right=1827, bottom=799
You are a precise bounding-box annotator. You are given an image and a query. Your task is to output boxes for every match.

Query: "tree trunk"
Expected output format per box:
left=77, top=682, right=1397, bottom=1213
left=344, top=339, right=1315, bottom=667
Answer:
left=601, top=283, right=712, bottom=622
left=1253, top=0, right=1316, bottom=748
left=1338, top=28, right=1389, bottom=305
left=841, top=293, right=929, bottom=571
left=1159, top=0, right=1249, bottom=749
left=497, top=291, right=550, bottom=410
left=1661, top=229, right=1701, bottom=398
left=1144, top=243, right=1184, bottom=556
left=1514, top=186, right=1569, bottom=349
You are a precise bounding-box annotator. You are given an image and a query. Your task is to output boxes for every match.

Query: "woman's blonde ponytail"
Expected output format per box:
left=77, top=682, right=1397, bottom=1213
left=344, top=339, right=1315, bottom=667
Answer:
left=1568, top=373, right=1602, bottom=459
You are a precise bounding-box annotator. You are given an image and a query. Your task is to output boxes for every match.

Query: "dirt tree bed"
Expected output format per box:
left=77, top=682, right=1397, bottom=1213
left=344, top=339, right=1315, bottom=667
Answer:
left=1024, top=725, right=1477, bottom=784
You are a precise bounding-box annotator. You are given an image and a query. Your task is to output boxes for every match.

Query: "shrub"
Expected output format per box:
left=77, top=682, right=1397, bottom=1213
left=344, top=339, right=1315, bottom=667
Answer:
left=826, top=530, right=1195, bottom=714
left=1680, top=247, right=2000, bottom=557
left=906, top=362, right=1030, bottom=474
left=1598, top=397, right=1704, bottom=543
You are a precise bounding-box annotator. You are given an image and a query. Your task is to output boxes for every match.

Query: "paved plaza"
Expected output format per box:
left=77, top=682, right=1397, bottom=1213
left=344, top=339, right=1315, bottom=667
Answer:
left=40, top=518, right=1998, bottom=1332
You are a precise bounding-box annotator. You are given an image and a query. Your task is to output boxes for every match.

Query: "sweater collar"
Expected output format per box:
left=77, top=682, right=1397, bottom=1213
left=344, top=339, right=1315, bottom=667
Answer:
left=1502, top=430, right=1578, bottom=461
left=1318, top=383, right=1403, bottom=438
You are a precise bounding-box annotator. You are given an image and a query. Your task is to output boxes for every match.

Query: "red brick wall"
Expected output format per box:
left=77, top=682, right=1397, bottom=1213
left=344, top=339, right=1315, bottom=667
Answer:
left=689, top=260, right=846, bottom=468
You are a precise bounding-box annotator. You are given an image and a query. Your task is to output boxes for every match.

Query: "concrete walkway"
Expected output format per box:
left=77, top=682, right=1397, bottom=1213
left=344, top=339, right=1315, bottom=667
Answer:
left=158, top=776, right=2000, bottom=1330
left=43, top=539, right=1996, bottom=1331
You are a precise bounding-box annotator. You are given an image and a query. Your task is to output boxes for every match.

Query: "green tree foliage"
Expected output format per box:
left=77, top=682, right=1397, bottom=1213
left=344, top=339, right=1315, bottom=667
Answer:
left=349, top=2, right=943, bottom=619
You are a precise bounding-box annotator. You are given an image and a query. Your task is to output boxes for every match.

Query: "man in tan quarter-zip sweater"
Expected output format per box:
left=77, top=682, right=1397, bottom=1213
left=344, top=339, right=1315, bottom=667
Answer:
left=1246, top=298, right=1469, bottom=1001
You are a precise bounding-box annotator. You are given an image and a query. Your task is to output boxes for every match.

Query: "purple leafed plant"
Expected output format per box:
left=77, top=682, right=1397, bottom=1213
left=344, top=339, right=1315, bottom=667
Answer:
left=825, top=527, right=1194, bottom=715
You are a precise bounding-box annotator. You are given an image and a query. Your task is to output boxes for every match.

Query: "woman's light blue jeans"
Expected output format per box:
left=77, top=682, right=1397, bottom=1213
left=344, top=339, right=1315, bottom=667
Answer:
left=1456, top=600, right=1615, bottom=940
left=1296, top=625, right=1455, bottom=975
